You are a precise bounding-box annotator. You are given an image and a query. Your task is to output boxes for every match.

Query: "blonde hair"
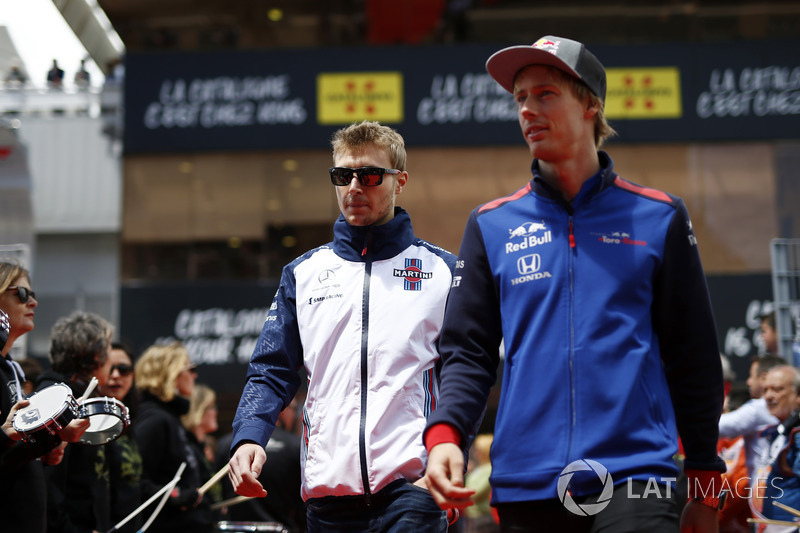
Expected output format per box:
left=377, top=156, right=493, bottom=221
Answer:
left=135, top=341, right=191, bottom=402
left=0, top=261, right=30, bottom=294
left=182, top=383, right=216, bottom=432
left=331, top=120, right=407, bottom=171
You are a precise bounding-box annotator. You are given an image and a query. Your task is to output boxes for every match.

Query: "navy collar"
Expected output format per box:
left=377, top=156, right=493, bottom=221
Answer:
left=332, top=207, right=415, bottom=262
left=529, top=151, right=617, bottom=208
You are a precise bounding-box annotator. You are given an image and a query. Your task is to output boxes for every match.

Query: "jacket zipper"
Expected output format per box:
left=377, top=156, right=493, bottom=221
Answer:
left=567, top=214, right=577, bottom=463
left=359, top=249, right=373, bottom=504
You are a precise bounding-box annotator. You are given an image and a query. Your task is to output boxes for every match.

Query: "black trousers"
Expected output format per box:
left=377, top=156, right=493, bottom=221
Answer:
left=495, top=481, right=679, bottom=533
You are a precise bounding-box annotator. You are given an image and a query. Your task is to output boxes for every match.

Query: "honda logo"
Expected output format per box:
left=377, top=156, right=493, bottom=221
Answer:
left=517, top=254, right=541, bottom=275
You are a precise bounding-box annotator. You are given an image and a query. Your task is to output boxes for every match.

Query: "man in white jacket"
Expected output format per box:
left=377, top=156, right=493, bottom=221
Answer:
left=228, top=121, right=456, bottom=533
left=719, top=355, right=784, bottom=479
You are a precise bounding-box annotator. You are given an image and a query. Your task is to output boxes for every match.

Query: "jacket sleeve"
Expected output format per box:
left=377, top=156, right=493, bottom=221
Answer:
left=425, top=210, right=502, bottom=446
left=231, top=262, right=304, bottom=451
left=653, top=199, right=726, bottom=473
left=719, top=399, right=773, bottom=439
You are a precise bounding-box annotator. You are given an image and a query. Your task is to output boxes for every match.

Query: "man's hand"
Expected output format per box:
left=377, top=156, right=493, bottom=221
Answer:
left=423, top=442, right=475, bottom=510
left=57, top=417, right=91, bottom=443
left=680, top=500, right=719, bottom=533
left=229, top=442, right=268, bottom=498
left=2, top=399, right=29, bottom=441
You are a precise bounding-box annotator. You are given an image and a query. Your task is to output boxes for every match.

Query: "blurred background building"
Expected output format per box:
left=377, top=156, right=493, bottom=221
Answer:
left=1, top=0, right=799, bottom=429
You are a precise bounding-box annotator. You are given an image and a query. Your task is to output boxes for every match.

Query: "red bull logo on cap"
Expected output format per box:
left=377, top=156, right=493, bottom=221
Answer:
left=533, top=38, right=559, bottom=51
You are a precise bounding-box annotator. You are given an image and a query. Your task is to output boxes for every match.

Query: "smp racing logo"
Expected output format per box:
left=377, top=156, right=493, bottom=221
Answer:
left=393, top=258, right=433, bottom=291
left=506, top=221, right=552, bottom=254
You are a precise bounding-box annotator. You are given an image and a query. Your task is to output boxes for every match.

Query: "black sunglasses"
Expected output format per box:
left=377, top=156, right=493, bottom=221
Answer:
left=110, top=363, right=134, bottom=377
left=329, top=167, right=401, bottom=187
left=7, top=286, right=36, bottom=303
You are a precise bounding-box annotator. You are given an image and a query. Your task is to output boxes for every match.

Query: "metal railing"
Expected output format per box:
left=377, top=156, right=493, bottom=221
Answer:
left=771, top=238, right=800, bottom=365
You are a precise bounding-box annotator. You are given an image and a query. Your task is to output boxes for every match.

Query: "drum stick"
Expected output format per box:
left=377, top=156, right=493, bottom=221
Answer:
left=199, top=463, right=230, bottom=495
left=139, top=462, right=187, bottom=533
left=79, top=377, right=98, bottom=403
left=210, top=494, right=255, bottom=510
left=747, top=517, right=800, bottom=527
left=774, top=501, right=800, bottom=517
left=105, top=462, right=186, bottom=533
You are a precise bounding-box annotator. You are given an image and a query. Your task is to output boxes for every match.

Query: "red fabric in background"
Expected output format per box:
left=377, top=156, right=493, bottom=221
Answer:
left=366, top=0, right=445, bottom=44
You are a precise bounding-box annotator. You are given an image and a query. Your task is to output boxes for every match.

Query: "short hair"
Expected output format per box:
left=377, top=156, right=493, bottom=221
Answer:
left=49, top=311, right=113, bottom=380
left=769, top=365, right=800, bottom=394
left=0, top=261, right=30, bottom=294
left=554, top=68, right=617, bottom=148
left=182, top=383, right=216, bottom=432
left=135, top=341, right=192, bottom=402
left=753, top=354, right=786, bottom=376
left=331, top=121, right=407, bottom=171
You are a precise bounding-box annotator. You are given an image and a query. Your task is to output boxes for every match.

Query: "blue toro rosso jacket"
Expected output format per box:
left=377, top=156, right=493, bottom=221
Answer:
left=426, top=152, right=725, bottom=504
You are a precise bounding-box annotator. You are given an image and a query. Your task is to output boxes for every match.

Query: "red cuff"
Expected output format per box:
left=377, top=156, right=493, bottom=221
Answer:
left=685, top=469, right=723, bottom=500
left=424, top=423, right=461, bottom=452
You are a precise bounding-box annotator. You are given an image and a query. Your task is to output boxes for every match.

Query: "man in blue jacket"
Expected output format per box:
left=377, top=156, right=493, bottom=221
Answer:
left=423, top=36, right=726, bottom=532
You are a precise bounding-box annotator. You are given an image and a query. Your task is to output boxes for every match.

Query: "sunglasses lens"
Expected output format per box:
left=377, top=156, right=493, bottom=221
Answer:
left=112, top=364, right=133, bottom=376
left=330, top=168, right=350, bottom=186
left=15, top=287, right=33, bottom=303
left=358, top=169, right=384, bottom=186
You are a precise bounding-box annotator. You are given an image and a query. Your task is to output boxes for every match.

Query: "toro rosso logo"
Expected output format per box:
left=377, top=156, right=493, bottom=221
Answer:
left=506, top=221, right=552, bottom=254
left=393, top=258, right=433, bottom=291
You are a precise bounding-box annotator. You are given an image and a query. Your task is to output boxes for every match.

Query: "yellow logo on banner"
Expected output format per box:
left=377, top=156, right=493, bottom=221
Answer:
left=605, top=67, right=682, bottom=119
left=317, top=72, right=403, bottom=124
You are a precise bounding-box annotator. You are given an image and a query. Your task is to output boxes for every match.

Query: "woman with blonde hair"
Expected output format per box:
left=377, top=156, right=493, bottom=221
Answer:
left=134, top=341, right=212, bottom=533
left=182, top=384, right=222, bottom=519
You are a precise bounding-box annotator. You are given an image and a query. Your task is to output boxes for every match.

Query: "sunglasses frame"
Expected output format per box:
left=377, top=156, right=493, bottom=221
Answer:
left=329, top=167, right=401, bottom=187
left=7, top=286, right=36, bottom=304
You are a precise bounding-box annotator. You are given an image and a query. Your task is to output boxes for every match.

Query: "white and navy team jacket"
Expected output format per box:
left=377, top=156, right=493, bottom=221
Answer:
left=232, top=208, right=457, bottom=501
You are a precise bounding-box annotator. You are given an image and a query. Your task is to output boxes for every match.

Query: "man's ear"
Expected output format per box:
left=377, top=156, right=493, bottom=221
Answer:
left=585, top=99, right=600, bottom=119
left=395, top=171, right=408, bottom=195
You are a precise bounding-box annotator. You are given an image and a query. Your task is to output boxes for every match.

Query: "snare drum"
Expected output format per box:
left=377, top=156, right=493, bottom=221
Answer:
left=215, top=522, right=288, bottom=532
left=78, top=396, right=130, bottom=446
left=12, top=383, right=79, bottom=443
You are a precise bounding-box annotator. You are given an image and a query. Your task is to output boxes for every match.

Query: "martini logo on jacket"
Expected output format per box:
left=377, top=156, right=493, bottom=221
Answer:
left=394, top=258, right=432, bottom=291
left=506, top=221, right=552, bottom=254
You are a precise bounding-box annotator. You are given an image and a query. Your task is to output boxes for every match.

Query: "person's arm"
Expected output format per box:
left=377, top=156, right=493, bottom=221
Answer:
left=718, top=400, right=768, bottom=439
left=423, top=211, right=502, bottom=507
left=231, top=263, right=304, bottom=450
left=229, top=262, right=304, bottom=501
left=654, top=201, right=725, bottom=532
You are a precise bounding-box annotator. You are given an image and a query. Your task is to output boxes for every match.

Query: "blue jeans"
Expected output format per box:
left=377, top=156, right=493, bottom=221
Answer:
left=306, top=479, right=448, bottom=533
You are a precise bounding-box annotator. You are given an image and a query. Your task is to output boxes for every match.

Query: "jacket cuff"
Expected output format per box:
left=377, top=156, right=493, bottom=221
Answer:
left=685, top=468, right=723, bottom=499
left=424, top=423, right=461, bottom=452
